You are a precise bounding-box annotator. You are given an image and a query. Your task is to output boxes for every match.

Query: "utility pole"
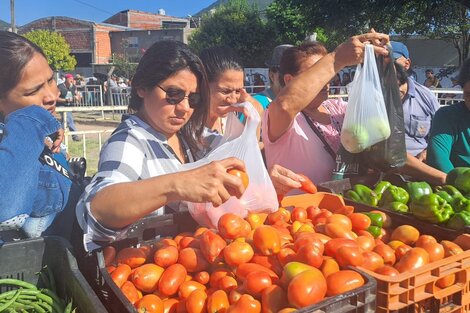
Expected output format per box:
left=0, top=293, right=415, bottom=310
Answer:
left=10, top=0, right=17, bottom=33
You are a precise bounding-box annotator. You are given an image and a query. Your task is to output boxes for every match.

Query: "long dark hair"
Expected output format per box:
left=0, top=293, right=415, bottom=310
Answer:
left=129, top=41, right=209, bottom=153
left=199, top=46, right=243, bottom=83
left=0, top=31, right=47, bottom=100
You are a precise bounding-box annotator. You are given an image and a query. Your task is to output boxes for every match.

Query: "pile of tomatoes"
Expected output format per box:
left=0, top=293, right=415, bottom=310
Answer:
left=103, top=202, right=467, bottom=313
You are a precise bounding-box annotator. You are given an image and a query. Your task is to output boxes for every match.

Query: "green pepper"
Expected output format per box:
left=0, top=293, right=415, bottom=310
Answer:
left=409, top=194, right=454, bottom=224
left=451, top=196, right=470, bottom=213
left=345, top=190, right=362, bottom=203
left=446, top=167, right=470, bottom=194
left=373, top=181, right=391, bottom=201
left=353, top=184, right=379, bottom=206
left=446, top=211, right=470, bottom=230
left=381, top=201, right=409, bottom=213
left=362, top=212, right=383, bottom=227
left=435, top=190, right=454, bottom=204
left=366, top=226, right=382, bottom=238
left=435, top=185, right=463, bottom=199
left=406, top=182, right=433, bottom=201
left=379, top=185, right=410, bottom=206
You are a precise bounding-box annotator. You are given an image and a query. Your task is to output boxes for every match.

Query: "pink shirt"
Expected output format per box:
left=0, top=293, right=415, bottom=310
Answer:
left=262, top=99, right=346, bottom=192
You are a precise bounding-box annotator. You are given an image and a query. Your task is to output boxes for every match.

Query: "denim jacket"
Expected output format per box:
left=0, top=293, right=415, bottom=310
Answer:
left=0, top=106, right=71, bottom=236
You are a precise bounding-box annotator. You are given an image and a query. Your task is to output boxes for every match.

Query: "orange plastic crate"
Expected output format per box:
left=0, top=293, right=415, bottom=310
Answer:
left=281, top=192, right=470, bottom=313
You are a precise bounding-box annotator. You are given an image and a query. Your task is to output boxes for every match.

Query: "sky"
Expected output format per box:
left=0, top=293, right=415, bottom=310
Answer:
left=0, top=0, right=216, bottom=26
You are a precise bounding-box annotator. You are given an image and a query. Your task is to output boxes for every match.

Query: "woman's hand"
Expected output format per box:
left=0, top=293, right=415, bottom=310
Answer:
left=174, top=157, right=247, bottom=207
left=333, top=32, right=389, bottom=69
left=269, top=164, right=304, bottom=196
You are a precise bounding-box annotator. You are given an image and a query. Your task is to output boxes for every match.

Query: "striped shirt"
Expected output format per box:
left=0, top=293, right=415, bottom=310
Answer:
left=76, top=114, right=198, bottom=251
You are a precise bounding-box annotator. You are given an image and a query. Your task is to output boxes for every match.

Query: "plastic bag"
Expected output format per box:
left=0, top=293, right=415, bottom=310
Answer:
left=341, top=44, right=391, bottom=153
left=361, top=46, right=407, bottom=172
left=181, top=101, right=278, bottom=228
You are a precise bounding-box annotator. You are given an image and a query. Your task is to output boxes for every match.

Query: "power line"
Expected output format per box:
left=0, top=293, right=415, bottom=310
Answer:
left=70, top=0, right=114, bottom=16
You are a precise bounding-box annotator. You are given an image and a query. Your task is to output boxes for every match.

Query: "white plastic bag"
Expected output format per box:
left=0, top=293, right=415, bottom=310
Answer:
left=341, top=44, right=391, bottom=153
left=181, top=101, right=278, bottom=228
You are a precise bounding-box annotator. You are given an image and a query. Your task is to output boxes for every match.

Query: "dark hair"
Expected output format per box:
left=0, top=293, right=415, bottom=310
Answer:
left=458, top=58, right=470, bottom=87
left=129, top=40, right=209, bottom=153
left=279, top=41, right=328, bottom=87
left=426, top=69, right=433, bottom=74
left=395, top=61, right=409, bottom=85
left=199, top=46, right=243, bottom=83
left=0, top=31, right=47, bottom=99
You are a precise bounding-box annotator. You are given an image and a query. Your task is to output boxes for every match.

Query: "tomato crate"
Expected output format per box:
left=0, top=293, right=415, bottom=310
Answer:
left=317, top=176, right=470, bottom=237
left=0, top=236, right=107, bottom=313
left=76, top=210, right=377, bottom=313
left=281, top=192, right=470, bottom=313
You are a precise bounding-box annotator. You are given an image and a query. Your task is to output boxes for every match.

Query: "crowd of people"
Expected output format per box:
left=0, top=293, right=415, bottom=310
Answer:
left=0, top=29, right=469, bottom=252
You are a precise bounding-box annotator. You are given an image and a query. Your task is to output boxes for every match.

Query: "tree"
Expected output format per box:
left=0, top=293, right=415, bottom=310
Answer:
left=112, top=53, right=138, bottom=79
left=188, top=0, right=275, bottom=67
left=23, top=30, right=76, bottom=72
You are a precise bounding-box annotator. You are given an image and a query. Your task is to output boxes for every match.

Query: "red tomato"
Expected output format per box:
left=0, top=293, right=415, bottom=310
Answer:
left=395, top=248, right=430, bottom=273
left=415, top=235, right=437, bottom=248
left=179, top=237, right=199, bottom=250
left=373, top=244, right=396, bottom=266
left=209, top=268, right=233, bottom=289
left=251, top=254, right=283, bottom=277
left=297, top=174, right=318, bottom=194
left=319, top=257, right=340, bottom=278
left=253, top=226, right=282, bottom=256
left=103, top=246, right=116, bottom=267
left=325, top=270, right=364, bottom=296
left=185, top=289, right=207, bottom=313
left=224, top=240, right=254, bottom=267
left=163, top=298, right=179, bottom=313
left=375, top=265, right=400, bottom=277
left=178, top=248, right=210, bottom=273
left=199, top=230, right=227, bottom=263
left=207, top=290, right=230, bottom=313
left=395, top=244, right=412, bottom=262
left=131, top=264, right=165, bottom=293
left=295, top=245, right=323, bottom=268
left=116, top=247, right=147, bottom=268
left=306, top=206, right=321, bottom=220
left=227, top=294, right=261, bottom=313
left=441, top=240, right=464, bottom=257
left=121, top=281, right=140, bottom=304
left=293, top=233, right=324, bottom=253
left=218, top=213, right=251, bottom=240
left=236, top=263, right=279, bottom=282
left=218, top=276, right=238, bottom=292
left=436, top=274, right=456, bottom=289
left=178, top=281, right=207, bottom=299
left=356, top=236, right=375, bottom=252
left=243, top=270, right=273, bottom=298
left=227, top=169, right=249, bottom=189
left=154, top=245, right=179, bottom=268
left=261, top=285, right=288, bottom=313
left=326, top=214, right=352, bottom=231
left=287, top=269, right=327, bottom=308
left=228, top=287, right=244, bottom=305
left=193, top=271, right=210, bottom=285
left=420, top=242, right=444, bottom=262
left=158, top=264, right=188, bottom=297
left=348, top=213, right=371, bottom=231
left=360, top=251, right=384, bottom=272
left=111, top=264, right=132, bottom=288
left=324, top=238, right=358, bottom=258
left=336, top=246, right=364, bottom=268
left=135, top=294, right=164, bottom=313
left=291, top=207, right=308, bottom=223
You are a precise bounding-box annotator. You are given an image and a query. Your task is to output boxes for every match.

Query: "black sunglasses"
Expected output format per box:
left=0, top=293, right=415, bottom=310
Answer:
left=157, top=85, right=201, bottom=108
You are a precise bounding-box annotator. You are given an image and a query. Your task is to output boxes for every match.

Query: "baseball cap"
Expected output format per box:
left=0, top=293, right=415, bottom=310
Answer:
left=64, top=73, right=74, bottom=79
left=265, top=44, right=294, bottom=67
left=390, top=41, right=409, bottom=60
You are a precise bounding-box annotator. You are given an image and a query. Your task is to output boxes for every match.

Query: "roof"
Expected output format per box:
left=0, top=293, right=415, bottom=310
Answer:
left=0, top=19, right=9, bottom=30
left=104, top=9, right=189, bottom=24
left=19, top=16, right=131, bottom=32
left=194, top=0, right=274, bottom=16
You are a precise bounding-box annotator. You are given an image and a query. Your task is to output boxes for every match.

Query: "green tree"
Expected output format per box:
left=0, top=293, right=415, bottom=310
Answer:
left=112, top=53, right=138, bottom=79
left=23, top=30, right=77, bottom=72
left=189, top=0, right=275, bottom=67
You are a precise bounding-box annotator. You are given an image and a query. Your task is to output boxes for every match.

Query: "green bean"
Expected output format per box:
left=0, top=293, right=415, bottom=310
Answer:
left=16, top=298, right=52, bottom=313
left=45, top=266, right=56, bottom=293
left=40, top=290, right=64, bottom=312
left=0, top=279, right=37, bottom=290
left=0, top=289, right=21, bottom=311
left=64, top=301, right=73, bottom=313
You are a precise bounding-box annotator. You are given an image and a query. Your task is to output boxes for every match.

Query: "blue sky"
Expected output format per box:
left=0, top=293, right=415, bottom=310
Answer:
left=0, top=0, right=216, bottom=25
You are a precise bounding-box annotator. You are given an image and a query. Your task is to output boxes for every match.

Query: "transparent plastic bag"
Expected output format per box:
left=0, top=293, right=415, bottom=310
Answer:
left=181, top=101, right=278, bottom=228
left=341, top=44, right=391, bottom=153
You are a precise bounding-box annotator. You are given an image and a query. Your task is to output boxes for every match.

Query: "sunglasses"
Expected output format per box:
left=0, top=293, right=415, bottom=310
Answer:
left=157, top=85, right=201, bottom=108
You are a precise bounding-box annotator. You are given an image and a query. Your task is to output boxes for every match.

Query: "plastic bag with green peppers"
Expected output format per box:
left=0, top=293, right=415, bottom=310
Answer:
left=409, top=193, right=454, bottom=224
left=345, top=184, right=379, bottom=206
left=446, top=167, right=470, bottom=194
left=447, top=211, right=470, bottom=230
left=379, top=185, right=409, bottom=206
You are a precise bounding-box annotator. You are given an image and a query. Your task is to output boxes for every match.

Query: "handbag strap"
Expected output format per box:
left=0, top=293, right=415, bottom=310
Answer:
left=301, top=111, right=337, bottom=161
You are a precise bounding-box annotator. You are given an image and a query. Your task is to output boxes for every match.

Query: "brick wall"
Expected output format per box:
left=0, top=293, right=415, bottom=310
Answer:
left=104, top=10, right=189, bottom=30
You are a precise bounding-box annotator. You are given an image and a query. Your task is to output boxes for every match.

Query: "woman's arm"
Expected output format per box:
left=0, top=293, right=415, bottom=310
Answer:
left=397, top=153, right=447, bottom=185
left=267, top=33, right=389, bottom=143
left=91, top=157, right=247, bottom=229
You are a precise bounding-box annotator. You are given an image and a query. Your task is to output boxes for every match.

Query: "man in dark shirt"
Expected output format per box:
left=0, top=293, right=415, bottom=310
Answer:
left=57, top=73, right=80, bottom=141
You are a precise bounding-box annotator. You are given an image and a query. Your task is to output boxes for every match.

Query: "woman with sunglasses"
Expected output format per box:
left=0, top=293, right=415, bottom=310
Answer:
left=76, top=41, right=246, bottom=251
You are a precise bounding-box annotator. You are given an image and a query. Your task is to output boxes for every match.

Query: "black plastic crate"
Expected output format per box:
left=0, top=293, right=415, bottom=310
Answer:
left=0, top=236, right=107, bottom=313
left=77, top=210, right=376, bottom=313
left=318, top=176, right=470, bottom=238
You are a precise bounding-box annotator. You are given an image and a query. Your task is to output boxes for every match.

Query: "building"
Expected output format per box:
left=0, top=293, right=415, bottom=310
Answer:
left=19, top=17, right=130, bottom=76
left=103, top=9, right=189, bottom=30
left=0, top=19, right=9, bottom=30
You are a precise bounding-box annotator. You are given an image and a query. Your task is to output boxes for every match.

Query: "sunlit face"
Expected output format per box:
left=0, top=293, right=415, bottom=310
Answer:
left=395, top=56, right=410, bottom=71
left=209, top=69, right=244, bottom=118
left=398, top=80, right=408, bottom=102
left=463, top=81, right=470, bottom=111
left=137, top=69, right=199, bottom=139
left=0, top=53, right=58, bottom=117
